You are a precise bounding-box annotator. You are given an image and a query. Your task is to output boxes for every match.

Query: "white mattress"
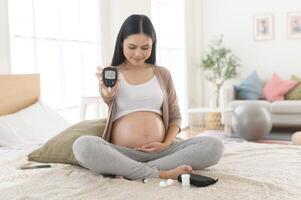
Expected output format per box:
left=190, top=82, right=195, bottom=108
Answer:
left=0, top=133, right=301, bottom=200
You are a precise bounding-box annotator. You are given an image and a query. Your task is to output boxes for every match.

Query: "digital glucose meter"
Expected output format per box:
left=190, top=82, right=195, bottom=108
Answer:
left=102, top=67, right=118, bottom=92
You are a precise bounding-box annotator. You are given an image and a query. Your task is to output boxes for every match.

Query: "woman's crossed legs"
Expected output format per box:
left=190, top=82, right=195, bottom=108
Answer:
left=72, top=135, right=224, bottom=180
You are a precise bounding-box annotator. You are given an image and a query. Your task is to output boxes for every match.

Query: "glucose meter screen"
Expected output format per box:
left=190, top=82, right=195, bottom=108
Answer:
left=105, top=71, right=116, bottom=79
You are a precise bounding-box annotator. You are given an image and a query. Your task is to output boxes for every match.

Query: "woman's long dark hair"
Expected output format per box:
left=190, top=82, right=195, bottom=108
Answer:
left=111, top=14, right=157, bottom=66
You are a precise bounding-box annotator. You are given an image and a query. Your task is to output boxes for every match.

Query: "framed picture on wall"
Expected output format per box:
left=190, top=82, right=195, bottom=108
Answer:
left=287, top=12, right=301, bottom=39
left=253, top=14, right=274, bottom=41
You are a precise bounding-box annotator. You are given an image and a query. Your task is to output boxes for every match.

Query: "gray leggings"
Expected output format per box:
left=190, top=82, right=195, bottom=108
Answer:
left=72, top=136, right=224, bottom=180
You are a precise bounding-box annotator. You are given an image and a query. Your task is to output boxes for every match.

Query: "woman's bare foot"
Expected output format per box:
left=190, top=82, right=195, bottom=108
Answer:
left=159, top=165, right=193, bottom=180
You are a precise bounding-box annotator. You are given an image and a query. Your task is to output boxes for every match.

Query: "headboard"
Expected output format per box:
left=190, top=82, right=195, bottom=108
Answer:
left=0, top=74, right=40, bottom=116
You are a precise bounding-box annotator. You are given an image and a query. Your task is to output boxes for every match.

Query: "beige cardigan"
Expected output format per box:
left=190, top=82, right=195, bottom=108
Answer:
left=100, top=65, right=182, bottom=142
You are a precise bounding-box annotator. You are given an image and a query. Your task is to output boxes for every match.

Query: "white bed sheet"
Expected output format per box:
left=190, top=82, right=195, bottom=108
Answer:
left=0, top=133, right=301, bottom=200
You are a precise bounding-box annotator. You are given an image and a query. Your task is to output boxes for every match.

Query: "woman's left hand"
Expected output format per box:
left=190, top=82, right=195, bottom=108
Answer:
left=135, top=142, right=169, bottom=153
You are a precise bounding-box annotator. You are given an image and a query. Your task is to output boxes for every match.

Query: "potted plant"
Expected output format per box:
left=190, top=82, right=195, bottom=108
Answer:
left=201, top=35, right=240, bottom=108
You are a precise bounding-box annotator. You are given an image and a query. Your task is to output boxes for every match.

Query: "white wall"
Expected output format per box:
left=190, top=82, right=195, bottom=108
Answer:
left=202, top=0, right=301, bottom=105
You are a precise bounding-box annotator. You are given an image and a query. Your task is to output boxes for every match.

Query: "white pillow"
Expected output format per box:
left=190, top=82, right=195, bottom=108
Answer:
left=0, top=101, right=70, bottom=147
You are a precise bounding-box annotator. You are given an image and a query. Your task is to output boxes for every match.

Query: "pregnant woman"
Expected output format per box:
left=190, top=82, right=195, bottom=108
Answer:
left=73, top=14, right=224, bottom=180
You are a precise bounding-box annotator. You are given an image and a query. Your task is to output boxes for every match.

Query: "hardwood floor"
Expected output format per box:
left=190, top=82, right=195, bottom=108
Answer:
left=179, top=127, right=294, bottom=142
left=178, top=127, right=212, bottom=139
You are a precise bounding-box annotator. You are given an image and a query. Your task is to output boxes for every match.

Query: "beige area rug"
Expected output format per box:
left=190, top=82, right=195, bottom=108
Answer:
left=0, top=136, right=301, bottom=200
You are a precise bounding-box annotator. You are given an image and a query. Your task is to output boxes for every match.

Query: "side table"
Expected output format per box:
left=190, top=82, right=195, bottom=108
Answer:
left=80, top=96, right=107, bottom=120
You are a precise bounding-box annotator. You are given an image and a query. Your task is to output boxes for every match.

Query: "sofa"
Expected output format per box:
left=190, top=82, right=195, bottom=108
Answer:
left=220, top=71, right=301, bottom=130
left=220, top=86, right=301, bottom=130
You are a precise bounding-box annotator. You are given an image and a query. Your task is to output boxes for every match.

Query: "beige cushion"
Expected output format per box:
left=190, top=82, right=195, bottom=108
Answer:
left=270, top=101, right=301, bottom=114
left=285, top=75, right=301, bottom=100
left=229, top=100, right=270, bottom=111
left=28, top=119, right=107, bottom=166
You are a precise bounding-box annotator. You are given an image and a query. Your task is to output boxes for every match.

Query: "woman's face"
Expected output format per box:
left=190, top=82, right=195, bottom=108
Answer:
left=123, top=33, right=152, bottom=66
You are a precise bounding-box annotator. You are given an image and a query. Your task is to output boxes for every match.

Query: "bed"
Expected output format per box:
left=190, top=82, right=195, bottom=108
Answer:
left=0, top=74, right=301, bottom=200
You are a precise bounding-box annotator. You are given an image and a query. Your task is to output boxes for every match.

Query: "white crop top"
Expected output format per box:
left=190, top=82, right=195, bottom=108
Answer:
left=113, top=74, right=164, bottom=121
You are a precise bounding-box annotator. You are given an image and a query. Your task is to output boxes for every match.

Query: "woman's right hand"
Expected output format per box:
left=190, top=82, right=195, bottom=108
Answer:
left=95, top=66, right=121, bottom=98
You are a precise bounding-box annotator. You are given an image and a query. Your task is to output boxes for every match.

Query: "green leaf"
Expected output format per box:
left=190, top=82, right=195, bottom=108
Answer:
left=201, top=35, right=240, bottom=86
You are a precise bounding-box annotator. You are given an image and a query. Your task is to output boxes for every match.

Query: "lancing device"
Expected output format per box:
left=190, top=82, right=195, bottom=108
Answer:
left=102, top=67, right=118, bottom=93
left=19, top=164, right=52, bottom=170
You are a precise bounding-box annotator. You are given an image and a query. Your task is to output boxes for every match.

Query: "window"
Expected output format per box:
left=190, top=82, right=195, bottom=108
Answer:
left=151, top=0, right=188, bottom=127
left=8, top=0, right=101, bottom=123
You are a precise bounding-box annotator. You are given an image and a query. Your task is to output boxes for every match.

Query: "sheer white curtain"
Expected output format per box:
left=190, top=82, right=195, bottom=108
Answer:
left=7, top=0, right=101, bottom=123
left=151, top=0, right=188, bottom=127
left=0, top=0, right=11, bottom=74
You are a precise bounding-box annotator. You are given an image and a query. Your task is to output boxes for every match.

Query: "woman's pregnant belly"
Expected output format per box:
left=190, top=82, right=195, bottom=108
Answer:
left=111, top=112, right=166, bottom=149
